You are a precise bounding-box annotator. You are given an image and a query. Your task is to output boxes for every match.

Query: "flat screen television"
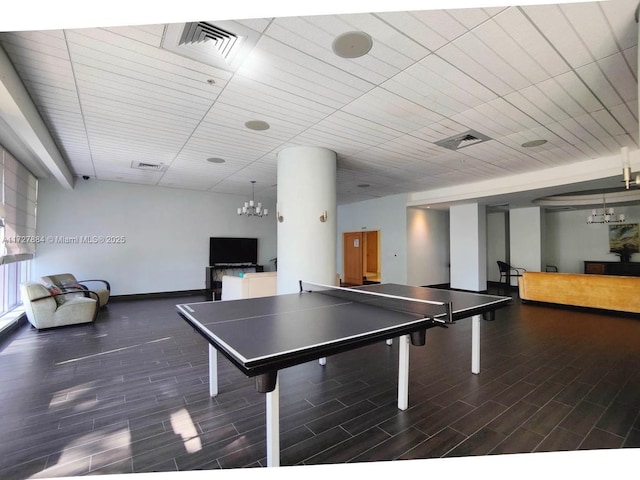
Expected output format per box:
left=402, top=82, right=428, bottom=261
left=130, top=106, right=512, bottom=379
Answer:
left=210, top=237, right=258, bottom=265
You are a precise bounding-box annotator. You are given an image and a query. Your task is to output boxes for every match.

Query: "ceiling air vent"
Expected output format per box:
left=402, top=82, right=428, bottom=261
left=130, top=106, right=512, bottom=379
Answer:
left=131, top=161, right=168, bottom=172
left=434, top=130, right=492, bottom=151
left=161, top=20, right=260, bottom=71
left=179, top=22, right=239, bottom=59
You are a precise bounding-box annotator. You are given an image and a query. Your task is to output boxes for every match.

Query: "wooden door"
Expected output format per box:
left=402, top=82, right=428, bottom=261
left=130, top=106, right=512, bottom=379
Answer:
left=343, top=232, right=363, bottom=286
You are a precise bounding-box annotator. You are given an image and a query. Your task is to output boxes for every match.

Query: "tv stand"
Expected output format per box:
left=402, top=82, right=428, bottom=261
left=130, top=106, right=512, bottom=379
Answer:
left=205, top=264, right=264, bottom=301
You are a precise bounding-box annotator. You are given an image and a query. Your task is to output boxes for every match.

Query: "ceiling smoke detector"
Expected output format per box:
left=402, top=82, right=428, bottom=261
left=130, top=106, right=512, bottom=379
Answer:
left=434, top=130, right=492, bottom=151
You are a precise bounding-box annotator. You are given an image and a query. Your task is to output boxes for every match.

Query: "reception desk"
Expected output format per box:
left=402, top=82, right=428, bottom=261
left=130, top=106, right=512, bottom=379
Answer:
left=520, top=271, right=640, bottom=314
left=583, top=261, right=640, bottom=277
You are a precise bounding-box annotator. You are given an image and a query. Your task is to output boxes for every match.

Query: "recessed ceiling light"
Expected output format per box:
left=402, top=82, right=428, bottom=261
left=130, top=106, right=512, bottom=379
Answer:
left=245, top=120, right=270, bottom=131
left=207, top=157, right=226, bottom=163
left=357, top=184, right=370, bottom=188
left=522, top=139, right=547, bottom=148
left=332, top=31, right=373, bottom=58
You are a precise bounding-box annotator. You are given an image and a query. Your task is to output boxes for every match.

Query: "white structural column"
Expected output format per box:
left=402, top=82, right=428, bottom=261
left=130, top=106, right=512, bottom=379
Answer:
left=276, top=146, right=337, bottom=294
left=271, top=146, right=337, bottom=465
left=510, top=207, right=543, bottom=283
left=450, top=203, right=487, bottom=374
left=449, top=203, right=487, bottom=291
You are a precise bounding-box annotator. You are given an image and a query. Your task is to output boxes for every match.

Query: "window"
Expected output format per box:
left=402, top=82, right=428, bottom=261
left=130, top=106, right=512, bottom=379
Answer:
left=0, top=259, right=31, bottom=317
left=0, top=144, right=37, bottom=325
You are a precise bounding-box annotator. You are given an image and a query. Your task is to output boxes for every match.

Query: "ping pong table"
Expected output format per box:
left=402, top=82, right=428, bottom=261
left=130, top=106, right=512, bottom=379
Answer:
left=176, top=281, right=511, bottom=467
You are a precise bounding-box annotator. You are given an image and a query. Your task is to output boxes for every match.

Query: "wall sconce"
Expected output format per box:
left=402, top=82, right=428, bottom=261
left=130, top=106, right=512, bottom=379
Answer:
left=319, top=211, right=328, bottom=222
left=621, top=146, right=639, bottom=189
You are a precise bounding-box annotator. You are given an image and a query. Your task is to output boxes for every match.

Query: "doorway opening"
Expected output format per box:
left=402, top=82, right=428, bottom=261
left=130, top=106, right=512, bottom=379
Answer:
left=342, top=230, right=381, bottom=286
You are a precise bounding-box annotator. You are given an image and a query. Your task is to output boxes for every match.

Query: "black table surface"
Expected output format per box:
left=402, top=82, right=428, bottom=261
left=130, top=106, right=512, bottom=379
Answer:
left=177, top=284, right=511, bottom=377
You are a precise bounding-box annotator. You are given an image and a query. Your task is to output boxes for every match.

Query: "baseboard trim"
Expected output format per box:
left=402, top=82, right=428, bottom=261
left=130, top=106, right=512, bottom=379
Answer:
left=110, top=289, right=206, bottom=302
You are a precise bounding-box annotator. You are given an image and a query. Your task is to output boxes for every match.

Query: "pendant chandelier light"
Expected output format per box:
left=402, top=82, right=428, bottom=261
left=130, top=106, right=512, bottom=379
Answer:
left=237, top=181, right=268, bottom=217
left=586, top=193, right=625, bottom=224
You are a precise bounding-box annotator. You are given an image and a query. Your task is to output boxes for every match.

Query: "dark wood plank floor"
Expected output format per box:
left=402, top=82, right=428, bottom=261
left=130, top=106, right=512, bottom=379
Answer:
left=0, top=289, right=639, bottom=478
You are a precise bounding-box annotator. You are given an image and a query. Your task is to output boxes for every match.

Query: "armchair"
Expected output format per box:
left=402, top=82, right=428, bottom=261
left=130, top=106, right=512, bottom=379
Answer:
left=42, top=273, right=110, bottom=307
left=20, top=281, right=99, bottom=329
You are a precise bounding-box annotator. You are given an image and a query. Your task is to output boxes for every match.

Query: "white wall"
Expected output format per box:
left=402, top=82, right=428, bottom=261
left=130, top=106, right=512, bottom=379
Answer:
left=545, top=204, right=640, bottom=272
left=406, top=207, right=449, bottom=286
left=486, top=211, right=507, bottom=282
left=34, top=179, right=277, bottom=295
left=337, top=194, right=408, bottom=284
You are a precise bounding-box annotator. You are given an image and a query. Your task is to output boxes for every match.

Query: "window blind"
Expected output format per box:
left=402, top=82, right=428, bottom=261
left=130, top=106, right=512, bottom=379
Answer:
left=1, top=145, right=38, bottom=265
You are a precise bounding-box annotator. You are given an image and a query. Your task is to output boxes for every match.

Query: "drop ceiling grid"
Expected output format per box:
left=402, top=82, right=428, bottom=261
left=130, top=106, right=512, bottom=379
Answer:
left=103, top=24, right=166, bottom=47
left=408, top=119, right=472, bottom=143
left=289, top=129, right=375, bottom=158
left=265, top=15, right=422, bottom=82
left=374, top=11, right=448, bottom=52
left=452, top=32, right=534, bottom=94
left=65, top=27, right=233, bottom=82
left=492, top=7, right=573, bottom=79
left=320, top=12, right=431, bottom=64
left=69, top=64, right=217, bottom=121
left=197, top=103, right=304, bottom=144
left=601, top=0, right=639, bottom=49
left=504, top=86, right=571, bottom=126
left=408, top=9, right=474, bottom=43
left=65, top=45, right=224, bottom=108
left=372, top=133, right=449, bottom=157
left=609, top=102, right=639, bottom=144
left=601, top=49, right=639, bottom=100
left=303, top=110, right=402, bottom=145
left=219, top=76, right=335, bottom=125
left=245, top=36, right=375, bottom=107
left=560, top=1, right=628, bottom=61
left=561, top=111, right=622, bottom=149
left=574, top=63, right=629, bottom=114
left=472, top=17, right=554, bottom=87
left=379, top=60, right=490, bottom=119
left=340, top=87, right=446, bottom=133
left=588, top=107, right=631, bottom=140
left=434, top=42, right=516, bottom=101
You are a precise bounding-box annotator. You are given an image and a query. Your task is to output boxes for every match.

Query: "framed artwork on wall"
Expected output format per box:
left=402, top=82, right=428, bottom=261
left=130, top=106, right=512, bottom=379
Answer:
left=609, top=223, right=639, bottom=262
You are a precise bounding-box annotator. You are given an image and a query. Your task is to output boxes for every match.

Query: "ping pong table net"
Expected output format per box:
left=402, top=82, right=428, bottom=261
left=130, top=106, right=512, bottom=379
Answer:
left=299, top=281, right=454, bottom=324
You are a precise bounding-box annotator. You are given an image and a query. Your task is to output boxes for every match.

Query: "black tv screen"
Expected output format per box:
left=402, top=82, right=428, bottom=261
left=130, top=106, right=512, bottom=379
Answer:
left=210, top=237, right=258, bottom=265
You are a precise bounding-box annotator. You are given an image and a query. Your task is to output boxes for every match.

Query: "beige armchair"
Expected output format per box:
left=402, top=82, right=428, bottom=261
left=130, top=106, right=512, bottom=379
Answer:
left=42, top=273, right=110, bottom=307
left=20, top=281, right=99, bottom=329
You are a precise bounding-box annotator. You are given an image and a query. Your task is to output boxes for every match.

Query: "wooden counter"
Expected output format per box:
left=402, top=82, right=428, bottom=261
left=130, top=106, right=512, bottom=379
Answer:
left=519, top=271, right=640, bottom=313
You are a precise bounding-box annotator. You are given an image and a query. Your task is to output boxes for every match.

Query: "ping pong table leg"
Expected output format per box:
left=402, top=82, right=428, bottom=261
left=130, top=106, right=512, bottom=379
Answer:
left=266, top=377, right=280, bottom=467
left=471, top=314, right=481, bottom=374
left=209, top=344, right=218, bottom=397
left=397, top=334, right=410, bottom=410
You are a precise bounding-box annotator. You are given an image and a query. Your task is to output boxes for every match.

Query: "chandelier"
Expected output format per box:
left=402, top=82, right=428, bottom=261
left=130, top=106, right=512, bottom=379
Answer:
left=621, top=146, right=639, bottom=189
left=586, top=194, right=625, bottom=224
left=237, top=181, right=268, bottom=217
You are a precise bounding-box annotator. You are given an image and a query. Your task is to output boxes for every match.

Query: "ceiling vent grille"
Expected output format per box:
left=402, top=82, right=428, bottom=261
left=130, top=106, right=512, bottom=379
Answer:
left=131, top=161, right=168, bottom=172
left=434, top=130, right=492, bottom=151
left=179, top=22, right=239, bottom=59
